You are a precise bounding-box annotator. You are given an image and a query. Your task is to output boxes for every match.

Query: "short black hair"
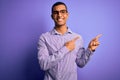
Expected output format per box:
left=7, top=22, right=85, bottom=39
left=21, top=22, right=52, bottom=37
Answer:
left=51, top=2, right=68, bottom=13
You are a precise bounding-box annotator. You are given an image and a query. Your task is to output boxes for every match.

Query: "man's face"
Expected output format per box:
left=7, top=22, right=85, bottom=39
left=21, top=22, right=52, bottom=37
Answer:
left=52, top=5, right=68, bottom=26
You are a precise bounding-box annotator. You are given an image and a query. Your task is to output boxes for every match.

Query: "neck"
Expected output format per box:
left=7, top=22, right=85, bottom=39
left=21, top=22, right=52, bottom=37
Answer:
left=55, top=25, right=68, bottom=35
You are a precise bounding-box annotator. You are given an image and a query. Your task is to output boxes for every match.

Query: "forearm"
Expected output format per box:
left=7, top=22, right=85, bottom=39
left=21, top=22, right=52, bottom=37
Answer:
left=76, top=48, right=93, bottom=68
left=38, top=46, right=69, bottom=70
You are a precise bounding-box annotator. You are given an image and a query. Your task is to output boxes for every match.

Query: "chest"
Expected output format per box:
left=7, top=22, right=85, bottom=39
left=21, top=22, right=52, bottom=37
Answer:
left=44, top=34, right=81, bottom=55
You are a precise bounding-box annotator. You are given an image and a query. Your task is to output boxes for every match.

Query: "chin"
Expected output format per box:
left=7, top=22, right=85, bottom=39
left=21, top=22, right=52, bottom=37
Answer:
left=56, top=24, right=64, bottom=27
left=56, top=23, right=65, bottom=26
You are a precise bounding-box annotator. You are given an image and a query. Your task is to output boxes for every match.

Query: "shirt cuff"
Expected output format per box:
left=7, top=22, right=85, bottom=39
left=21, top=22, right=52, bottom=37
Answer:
left=59, top=46, right=69, bottom=55
left=55, top=46, right=69, bottom=59
left=86, top=48, right=94, bottom=55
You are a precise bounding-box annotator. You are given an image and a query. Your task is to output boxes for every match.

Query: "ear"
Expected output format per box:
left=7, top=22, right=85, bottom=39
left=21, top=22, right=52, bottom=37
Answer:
left=51, top=14, right=53, bottom=19
left=66, top=12, right=69, bottom=19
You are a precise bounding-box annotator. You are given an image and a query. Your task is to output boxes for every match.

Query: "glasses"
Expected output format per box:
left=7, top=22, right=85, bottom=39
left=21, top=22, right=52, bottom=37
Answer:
left=52, top=10, right=67, bottom=15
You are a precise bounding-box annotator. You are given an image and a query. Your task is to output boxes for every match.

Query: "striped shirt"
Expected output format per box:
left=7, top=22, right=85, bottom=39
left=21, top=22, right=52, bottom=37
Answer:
left=38, top=28, right=93, bottom=80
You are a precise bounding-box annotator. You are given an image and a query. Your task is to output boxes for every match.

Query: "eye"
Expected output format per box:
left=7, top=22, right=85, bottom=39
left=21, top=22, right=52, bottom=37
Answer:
left=52, top=10, right=67, bottom=15
left=53, top=11, right=58, bottom=14
left=61, top=10, right=67, bottom=13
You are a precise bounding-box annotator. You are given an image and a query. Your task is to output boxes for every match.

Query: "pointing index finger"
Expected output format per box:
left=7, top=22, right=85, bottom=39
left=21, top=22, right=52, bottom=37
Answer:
left=96, top=34, right=102, bottom=39
left=94, top=34, right=102, bottom=40
left=72, top=36, right=79, bottom=42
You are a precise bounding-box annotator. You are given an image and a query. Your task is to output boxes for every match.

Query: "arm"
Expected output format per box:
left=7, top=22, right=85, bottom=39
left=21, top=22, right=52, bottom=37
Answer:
left=76, top=48, right=93, bottom=68
left=38, top=35, right=69, bottom=71
left=76, top=34, right=102, bottom=68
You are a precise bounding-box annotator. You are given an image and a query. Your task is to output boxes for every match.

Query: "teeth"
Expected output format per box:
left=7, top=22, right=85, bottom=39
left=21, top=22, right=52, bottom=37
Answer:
left=58, top=19, right=63, bottom=21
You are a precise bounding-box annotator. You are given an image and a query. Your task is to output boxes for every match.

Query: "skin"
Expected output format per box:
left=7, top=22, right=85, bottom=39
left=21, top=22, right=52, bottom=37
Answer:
left=51, top=4, right=102, bottom=52
left=51, top=5, right=68, bottom=35
left=88, top=34, right=102, bottom=51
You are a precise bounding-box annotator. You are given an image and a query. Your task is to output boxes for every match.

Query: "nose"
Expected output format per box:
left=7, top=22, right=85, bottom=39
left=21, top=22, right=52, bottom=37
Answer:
left=58, top=12, right=62, bottom=17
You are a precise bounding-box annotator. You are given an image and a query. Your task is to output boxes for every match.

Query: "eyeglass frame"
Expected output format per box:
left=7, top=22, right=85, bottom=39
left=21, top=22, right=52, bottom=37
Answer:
left=52, top=10, right=68, bottom=15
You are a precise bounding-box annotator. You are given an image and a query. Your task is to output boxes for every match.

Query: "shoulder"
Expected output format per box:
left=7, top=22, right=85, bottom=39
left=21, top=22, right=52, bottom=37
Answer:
left=39, top=31, right=51, bottom=40
left=40, top=30, right=52, bottom=37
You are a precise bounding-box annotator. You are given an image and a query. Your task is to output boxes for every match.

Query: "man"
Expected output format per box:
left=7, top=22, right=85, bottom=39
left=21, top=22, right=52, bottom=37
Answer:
left=38, top=2, right=102, bottom=80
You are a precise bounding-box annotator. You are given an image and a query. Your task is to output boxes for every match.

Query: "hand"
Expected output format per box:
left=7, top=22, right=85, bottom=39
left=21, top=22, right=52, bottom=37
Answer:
left=88, top=34, right=102, bottom=51
left=65, top=37, right=79, bottom=51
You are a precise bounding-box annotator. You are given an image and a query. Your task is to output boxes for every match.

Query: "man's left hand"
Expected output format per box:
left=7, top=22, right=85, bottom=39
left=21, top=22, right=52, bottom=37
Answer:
left=88, top=34, right=102, bottom=51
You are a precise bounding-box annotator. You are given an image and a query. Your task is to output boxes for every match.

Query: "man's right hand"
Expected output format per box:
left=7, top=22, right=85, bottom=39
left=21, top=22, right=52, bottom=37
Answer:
left=65, top=37, right=79, bottom=51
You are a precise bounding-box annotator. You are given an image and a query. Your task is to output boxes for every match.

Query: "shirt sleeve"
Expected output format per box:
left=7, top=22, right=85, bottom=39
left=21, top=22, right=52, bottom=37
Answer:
left=76, top=47, right=93, bottom=68
left=38, top=34, right=69, bottom=71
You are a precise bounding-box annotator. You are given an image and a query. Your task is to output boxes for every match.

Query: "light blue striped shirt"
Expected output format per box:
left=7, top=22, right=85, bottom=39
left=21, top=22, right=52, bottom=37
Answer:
left=38, top=28, right=93, bottom=80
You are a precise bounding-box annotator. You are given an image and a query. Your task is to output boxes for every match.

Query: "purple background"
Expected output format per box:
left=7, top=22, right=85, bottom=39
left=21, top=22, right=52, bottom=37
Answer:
left=0, top=0, right=120, bottom=80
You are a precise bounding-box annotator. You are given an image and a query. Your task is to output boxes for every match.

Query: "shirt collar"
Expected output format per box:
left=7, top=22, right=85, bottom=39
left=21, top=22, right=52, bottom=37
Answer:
left=51, top=27, right=73, bottom=35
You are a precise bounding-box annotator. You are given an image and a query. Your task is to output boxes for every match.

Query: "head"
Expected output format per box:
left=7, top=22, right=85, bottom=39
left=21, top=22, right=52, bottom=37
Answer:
left=51, top=2, right=69, bottom=27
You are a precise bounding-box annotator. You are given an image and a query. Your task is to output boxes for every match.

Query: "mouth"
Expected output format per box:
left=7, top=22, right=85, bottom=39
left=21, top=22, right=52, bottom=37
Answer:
left=57, top=18, right=63, bottom=22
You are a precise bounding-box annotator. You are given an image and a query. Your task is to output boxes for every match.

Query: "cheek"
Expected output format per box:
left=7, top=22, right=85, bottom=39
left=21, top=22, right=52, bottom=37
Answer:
left=53, top=16, right=57, bottom=20
left=64, top=15, right=68, bottom=20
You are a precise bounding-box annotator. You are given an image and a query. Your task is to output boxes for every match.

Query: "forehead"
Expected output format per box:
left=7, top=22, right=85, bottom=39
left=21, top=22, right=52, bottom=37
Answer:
left=53, top=5, right=66, bottom=11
